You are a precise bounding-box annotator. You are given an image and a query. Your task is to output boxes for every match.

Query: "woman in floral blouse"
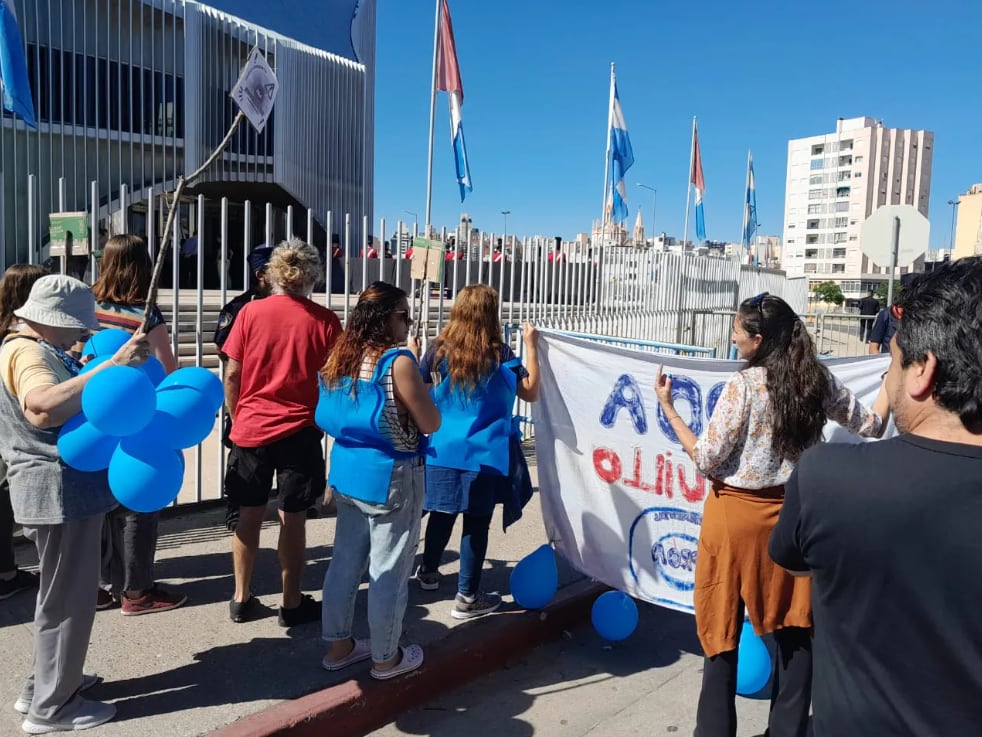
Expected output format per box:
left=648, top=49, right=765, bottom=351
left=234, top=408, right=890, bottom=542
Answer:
left=655, top=293, right=889, bottom=737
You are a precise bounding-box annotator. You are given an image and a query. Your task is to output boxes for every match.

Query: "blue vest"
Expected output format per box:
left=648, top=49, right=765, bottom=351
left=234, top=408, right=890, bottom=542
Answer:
left=426, top=358, right=520, bottom=476
left=316, top=348, right=421, bottom=504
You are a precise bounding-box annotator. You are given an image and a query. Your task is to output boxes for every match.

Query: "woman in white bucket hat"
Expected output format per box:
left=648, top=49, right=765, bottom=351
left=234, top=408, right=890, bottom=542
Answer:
left=0, top=275, right=148, bottom=734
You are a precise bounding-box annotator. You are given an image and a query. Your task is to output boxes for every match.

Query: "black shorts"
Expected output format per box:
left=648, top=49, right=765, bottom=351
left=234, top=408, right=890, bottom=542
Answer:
left=224, top=426, right=325, bottom=514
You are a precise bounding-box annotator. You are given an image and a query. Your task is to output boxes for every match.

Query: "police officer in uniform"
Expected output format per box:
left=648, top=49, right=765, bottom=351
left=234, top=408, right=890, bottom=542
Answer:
left=214, top=246, right=274, bottom=354
left=215, top=246, right=273, bottom=530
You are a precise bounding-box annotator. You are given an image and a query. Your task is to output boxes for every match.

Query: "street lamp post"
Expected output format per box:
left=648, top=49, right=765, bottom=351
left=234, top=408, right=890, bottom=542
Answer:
left=501, top=210, right=511, bottom=254
left=403, top=210, right=419, bottom=237
left=636, top=183, right=657, bottom=241
left=947, top=199, right=959, bottom=252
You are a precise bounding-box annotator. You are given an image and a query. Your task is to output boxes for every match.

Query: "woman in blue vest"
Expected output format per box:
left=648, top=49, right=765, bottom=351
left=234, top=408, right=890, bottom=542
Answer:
left=414, top=285, right=540, bottom=619
left=317, top=282, right=440, bottom=680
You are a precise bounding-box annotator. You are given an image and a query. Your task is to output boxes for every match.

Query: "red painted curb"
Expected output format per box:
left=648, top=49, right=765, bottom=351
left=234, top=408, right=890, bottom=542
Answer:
left=210, top=579, right=606, bottom=737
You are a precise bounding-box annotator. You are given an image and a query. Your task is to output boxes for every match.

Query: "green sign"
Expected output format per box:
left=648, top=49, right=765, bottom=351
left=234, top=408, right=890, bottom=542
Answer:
left=48, top=212, right=90, bottom=257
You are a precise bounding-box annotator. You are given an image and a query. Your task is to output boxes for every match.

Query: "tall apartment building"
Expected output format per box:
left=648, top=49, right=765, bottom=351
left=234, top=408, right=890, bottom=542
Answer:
left=781, top=117, right=933, bottom=299
left=953, top=184, right=982, bottom=260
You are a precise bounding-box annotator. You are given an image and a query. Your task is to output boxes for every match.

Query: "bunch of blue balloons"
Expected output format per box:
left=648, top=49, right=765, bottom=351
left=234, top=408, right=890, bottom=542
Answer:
left=58, top=329, right=224, bottom=512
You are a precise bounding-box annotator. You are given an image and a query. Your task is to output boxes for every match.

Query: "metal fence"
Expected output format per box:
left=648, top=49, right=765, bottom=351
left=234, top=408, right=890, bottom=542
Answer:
left=15, top=182, right=809, bottom=506
left=691, top=310, right=878, bottom=359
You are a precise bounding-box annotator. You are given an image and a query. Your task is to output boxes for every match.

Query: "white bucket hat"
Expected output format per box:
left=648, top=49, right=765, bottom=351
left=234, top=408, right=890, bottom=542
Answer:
left=13, top=274, right=100, bottom=331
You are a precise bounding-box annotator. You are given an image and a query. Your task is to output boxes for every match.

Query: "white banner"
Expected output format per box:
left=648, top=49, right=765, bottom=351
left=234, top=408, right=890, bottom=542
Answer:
left=533, top=332, right=892, bottom=613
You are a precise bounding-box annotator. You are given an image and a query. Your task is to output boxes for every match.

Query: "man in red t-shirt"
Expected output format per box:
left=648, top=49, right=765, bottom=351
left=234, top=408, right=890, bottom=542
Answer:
left=222, top=240, right=342, bottom=628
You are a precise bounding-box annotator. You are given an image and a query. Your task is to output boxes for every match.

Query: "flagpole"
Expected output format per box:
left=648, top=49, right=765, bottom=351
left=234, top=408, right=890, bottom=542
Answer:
left=419, top=0, right=442, bottom=344
left=599, top=62, right=615, bottom=244
left=423, top=0, right=441, bottom=234
left=741, top=149, right=751, bottom=253
left=682, top=116, right=696, bottom=252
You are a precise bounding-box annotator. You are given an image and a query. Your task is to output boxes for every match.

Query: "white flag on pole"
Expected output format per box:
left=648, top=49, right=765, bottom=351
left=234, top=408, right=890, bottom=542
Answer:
left=230, top=48, right=279, bottom=133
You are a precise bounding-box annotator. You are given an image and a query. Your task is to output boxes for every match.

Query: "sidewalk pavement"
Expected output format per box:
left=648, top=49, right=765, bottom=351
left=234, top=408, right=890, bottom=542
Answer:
left=0, top=459, right=627, bottom=737
left=366, top=598, right=773, bottom=737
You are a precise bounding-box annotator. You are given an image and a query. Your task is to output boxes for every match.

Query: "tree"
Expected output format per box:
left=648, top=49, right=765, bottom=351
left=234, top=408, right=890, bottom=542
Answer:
left=875, top=281, right=903, bottom=303
left=813, top=281, right=844, bottom=307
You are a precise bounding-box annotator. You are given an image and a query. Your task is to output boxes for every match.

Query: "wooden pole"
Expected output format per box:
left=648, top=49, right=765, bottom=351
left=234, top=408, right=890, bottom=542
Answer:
left=141, top=110, right=246, bottom=332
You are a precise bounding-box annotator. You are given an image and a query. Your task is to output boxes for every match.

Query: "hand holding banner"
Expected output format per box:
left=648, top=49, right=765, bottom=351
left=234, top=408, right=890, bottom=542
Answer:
left=533, top=332, right=891, bottom=613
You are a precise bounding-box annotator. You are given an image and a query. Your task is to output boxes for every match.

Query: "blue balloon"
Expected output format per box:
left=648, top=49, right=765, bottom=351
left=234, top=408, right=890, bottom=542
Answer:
left=591, top=591, right=639, bottom=641
left=79, top=355, right=111, bottom=375
left=108, top=433, right=185, bottom=513
left=141, top=356, right=167, bottom=387
left=510, top=544, right=558, bottom=609
left=736, top=621, right=772, bottom=695
left=57, top=413, right=119, bottom=472
left=81, top=366, right=157, bottom=437
left=81, top=328, right=130, bottom=358
left=157, top=367, right=224, bottom=413
left=141, top=386, right=216, bottom=450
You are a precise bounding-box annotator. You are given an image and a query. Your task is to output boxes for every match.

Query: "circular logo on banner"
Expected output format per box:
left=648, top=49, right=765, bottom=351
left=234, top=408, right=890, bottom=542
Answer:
left=628, top=507, right=702, bottom=604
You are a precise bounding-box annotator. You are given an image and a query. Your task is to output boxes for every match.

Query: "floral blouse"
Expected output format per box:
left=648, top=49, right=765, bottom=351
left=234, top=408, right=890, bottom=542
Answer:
left=692, top=366, right=882, bottom=489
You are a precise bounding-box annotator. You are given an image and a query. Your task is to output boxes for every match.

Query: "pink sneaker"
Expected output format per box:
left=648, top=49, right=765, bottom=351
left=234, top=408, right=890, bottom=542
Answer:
left=121, top=586, right=187, bottom=616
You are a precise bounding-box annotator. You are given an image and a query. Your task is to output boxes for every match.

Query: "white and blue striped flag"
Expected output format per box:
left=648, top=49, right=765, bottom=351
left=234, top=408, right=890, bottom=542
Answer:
left=435, top=0, right=471, bottom=202
left=606, top=78, right=634, bottom=223
left=743, top=150, right=757, bottom=250
left=0, top=0, right=35, bottom=128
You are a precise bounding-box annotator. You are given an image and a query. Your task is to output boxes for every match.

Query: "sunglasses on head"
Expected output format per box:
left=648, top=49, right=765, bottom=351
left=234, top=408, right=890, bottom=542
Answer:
left=746, top=292, right=769, bottom=316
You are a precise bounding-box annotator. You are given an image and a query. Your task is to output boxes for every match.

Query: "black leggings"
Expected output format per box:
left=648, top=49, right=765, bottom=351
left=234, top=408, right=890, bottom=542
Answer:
left=695, top=625, right=812, bottom=737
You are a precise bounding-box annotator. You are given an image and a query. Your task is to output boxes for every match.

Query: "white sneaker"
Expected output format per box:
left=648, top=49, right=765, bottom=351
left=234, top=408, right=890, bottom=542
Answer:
left=21, top=698, right=116, bottom=734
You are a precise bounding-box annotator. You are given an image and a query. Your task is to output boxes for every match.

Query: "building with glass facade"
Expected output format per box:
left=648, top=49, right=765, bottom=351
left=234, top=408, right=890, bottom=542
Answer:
left=0, top=0, right=376, bottom=268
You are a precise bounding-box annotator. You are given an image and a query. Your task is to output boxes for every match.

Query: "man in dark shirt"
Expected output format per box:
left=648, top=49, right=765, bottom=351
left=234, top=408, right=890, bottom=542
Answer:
left=857, top=289, right=880, bottom=341
left=214, top=246, right=274, bottom=354
left=770, top=256, right=982, bottom=737
left=867, top=306, right=897, bottom=354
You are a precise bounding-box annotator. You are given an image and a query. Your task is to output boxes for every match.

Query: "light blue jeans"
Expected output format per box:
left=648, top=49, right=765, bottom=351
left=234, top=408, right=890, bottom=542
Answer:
left=321, top=459, right=424, bottom=664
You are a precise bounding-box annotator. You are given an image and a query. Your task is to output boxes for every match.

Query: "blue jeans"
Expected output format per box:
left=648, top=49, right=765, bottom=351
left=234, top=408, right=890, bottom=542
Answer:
left=421, top=511, right=493, bottom=597
left=321, top=459, right=424, bottom=664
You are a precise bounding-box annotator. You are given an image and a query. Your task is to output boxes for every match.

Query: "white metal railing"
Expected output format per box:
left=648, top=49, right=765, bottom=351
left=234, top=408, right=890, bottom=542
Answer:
left=21, top=181, right=811, bottom=506
left=691, top=309, right=878, bottom=359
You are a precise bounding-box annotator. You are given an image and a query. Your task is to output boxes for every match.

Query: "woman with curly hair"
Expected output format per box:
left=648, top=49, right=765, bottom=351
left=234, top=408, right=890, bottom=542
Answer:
left=223, top=239, right=342, bottom=626
left=654, top=293, right=889, bottom=737
left=413, top=285, right=540, bottom=619
left=90, top=234, right=184, bottom=615
left=318, top=281, right=439, bottom=680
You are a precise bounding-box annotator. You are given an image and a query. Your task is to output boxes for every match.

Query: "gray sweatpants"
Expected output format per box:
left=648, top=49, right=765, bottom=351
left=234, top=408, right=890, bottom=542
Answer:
left=20, top=515, right=102, bottom=724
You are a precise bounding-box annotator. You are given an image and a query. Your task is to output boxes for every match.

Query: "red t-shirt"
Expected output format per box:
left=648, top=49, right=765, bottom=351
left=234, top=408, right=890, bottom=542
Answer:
left=223, top=294, right=341, bottom=447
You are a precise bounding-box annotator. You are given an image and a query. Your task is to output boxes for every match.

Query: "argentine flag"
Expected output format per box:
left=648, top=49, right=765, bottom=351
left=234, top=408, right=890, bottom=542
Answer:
left=435, top=0, right=472, bottom=202
left=0, top=0, right=36, bottom=128
left=607, top=81, right=634, bottom=224
left=743, top=151, right=757, bottom=248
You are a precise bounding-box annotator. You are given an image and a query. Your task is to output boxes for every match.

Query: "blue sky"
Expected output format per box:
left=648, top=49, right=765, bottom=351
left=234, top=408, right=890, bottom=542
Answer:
left=374, top=0, right=982, bottom=248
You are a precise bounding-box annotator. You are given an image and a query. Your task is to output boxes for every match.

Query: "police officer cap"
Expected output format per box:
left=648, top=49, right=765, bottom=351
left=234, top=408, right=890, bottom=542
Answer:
left=247, top=246, right=274, bottom=273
